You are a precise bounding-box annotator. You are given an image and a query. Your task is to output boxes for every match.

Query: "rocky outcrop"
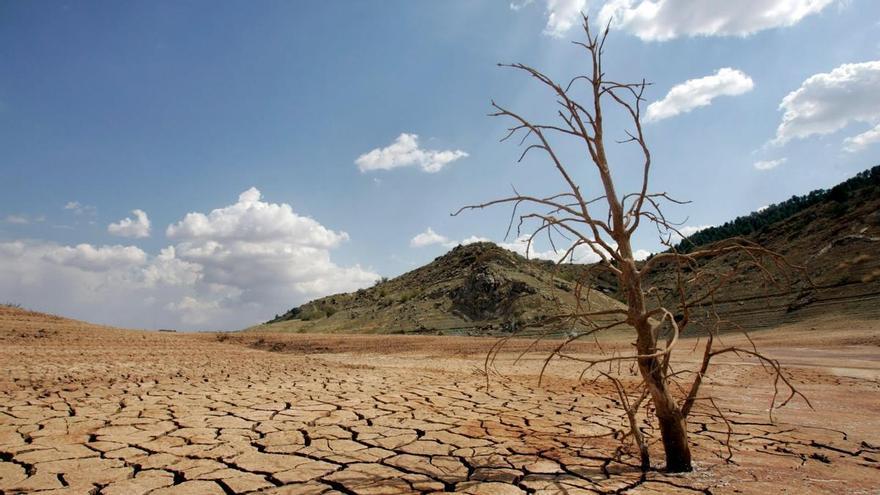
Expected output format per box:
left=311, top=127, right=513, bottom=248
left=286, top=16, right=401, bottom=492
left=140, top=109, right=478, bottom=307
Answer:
left=451, top=265, right=536, bottom=321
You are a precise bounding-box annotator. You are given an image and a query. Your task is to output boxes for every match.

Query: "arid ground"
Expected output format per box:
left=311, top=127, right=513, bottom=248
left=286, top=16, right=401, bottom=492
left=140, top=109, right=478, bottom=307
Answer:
left=1, top=306, right=878, bottom=494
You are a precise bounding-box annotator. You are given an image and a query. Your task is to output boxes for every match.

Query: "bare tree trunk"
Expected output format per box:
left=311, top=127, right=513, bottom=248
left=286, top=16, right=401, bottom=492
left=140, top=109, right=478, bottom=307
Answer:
left=624, top=258, right=693, bottom=472
left=656, top=402, right=692, bottom=472
left=639, top=354, right=692, bottom=472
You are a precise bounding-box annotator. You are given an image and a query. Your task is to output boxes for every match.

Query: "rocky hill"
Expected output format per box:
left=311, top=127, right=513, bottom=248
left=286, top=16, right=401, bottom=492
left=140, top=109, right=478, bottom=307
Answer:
left=257, top=242, right=626, bottom=335
left=262, top=166, right=880, bottom=336
left=637, top=165, right=880, bottom=332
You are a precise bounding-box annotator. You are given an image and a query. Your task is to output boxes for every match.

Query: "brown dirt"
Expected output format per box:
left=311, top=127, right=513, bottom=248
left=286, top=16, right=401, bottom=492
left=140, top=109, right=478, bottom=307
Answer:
left=1, top=306, right=878, bottom=494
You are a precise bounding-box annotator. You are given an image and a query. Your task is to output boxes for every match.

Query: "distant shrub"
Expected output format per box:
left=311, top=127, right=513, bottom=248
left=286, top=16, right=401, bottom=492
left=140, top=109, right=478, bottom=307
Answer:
left=398, top=290, right=418, bottom=304
left=299, top=305, right=326, bottom=321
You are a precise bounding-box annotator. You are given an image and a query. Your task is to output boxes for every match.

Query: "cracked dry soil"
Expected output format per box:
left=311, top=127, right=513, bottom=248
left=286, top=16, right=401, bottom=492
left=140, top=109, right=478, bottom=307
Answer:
left=1, top=310, right=878, bottom=494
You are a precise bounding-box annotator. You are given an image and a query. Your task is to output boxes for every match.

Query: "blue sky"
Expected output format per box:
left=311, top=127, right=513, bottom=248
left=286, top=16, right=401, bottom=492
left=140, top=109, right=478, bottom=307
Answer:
left=1, top=0, right=879, bottom=330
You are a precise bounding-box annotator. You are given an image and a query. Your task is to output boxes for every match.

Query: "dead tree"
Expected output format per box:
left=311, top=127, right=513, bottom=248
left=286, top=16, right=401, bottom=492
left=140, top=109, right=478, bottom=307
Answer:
left=454, top=16, right=809, bottom=473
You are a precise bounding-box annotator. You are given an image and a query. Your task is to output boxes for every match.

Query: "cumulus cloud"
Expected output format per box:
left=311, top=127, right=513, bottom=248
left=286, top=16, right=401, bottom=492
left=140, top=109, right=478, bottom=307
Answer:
left=843, top=123, right=880, bottom=153
left=460, top=235, right=492, bottom=245
left=165, top=296, right=221, bottom=326
left=0, top=239, right=218, bottom=329
left=410, top=228, right=453, bottom=248
left=63, top=201, right=96, bottom=216
left=355, top=133, right=468, bottom=173
left=510, top=0, right=535, bottom=11
left=598, top=0, right=835, bottom=41
left=410, top=229, right=493, bottom=250
left=773, top=61, right=880, bottom=150
left=42, top=243, right=147, bottom=272
left=544, top=0, right=588, bottom=37
left=633, top=249, right=652, bottom=261
left=166, top=187, right=377, bottom=316
left=754, top=158, right=787, bottom=171
left=509, top=0, right=586, bottom=37
left=0, top=241, right=154, bottom=323
left=141, top=246, right=202, bottom=288
left=408, top=229, right=649, bottom=264
left=0, top=188, right=378, bottom=330
left=646, top=68, right=754, bottom=122
left=4, top=215, right=30, bottom=225
left=498, top=236, right=615, bottom=263
left=108, top=209, right=151, bottom=238
left=168, top=188, right=348, bottom=247
left=501, top=238, right=648, bottom=264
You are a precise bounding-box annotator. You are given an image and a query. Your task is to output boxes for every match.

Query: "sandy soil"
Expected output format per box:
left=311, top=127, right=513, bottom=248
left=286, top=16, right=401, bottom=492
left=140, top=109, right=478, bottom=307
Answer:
left=1, top=308, right=878, bottom=494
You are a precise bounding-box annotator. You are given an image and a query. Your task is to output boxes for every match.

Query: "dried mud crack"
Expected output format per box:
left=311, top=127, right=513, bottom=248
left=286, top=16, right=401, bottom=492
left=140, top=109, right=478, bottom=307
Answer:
left=1, top=314, right=879, bottom=494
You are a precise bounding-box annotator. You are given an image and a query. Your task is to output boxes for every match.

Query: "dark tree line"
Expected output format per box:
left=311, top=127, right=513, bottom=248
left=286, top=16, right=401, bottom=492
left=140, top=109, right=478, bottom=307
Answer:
left=676, top=165, right=880, bottom=253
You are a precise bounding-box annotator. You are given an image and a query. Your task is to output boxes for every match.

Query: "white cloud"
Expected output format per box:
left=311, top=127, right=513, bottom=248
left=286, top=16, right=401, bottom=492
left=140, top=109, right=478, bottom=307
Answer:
left=410, top=229, right=493, bottom=249
left=757, top=205, right=770, bottom=213
left=355, top=133, right=468, bottom=173
left=408, top=231, right=648, bottom=264
left=754, top=158, right=787, bottom=171
left=141, top=246, right=202, bottom=288
left=544, top=0, right=587, bottom=38
left=773, top=61, right=880, bottom=149
left=165, top=296, right=221, bottom=326
left=676, top=225, right=714, bottom=239
left=0, top=239, right=218, bottom=329
left=410, top=228, right=454, bottom=248
left=108, top=209, right=151, bottom=238
left=0, top=188, right=378, bottom=330
left=166, top=188, right=378, bottom=316
left=42, top=243, right=147, bottom=272
left=843, top=123, right=880, bottom=153
left=510, top=0, right=535, bottom=11
left=0, top=241, right=159, bottom=325
left=508, top=0, right=586, bottom=37
left=4, top=215, right=29, bottom=225
left=4, top=214, right=46, bottom=225
left=63, top=201, right=96, bottom=216
left=167, top=187, right=347, bottom=247
left=409, top=229, right=600, bottom=261
left=598, top=0, right=835, bottom=41
left=498, top=235, right=608, bottom=263
left=633, top=249, right=652, bottom=261
left=646, top=68, right=754, bottom=122
left=460, top=235, right=492, bottom=245
left=498, top=238, right=644, bottom=263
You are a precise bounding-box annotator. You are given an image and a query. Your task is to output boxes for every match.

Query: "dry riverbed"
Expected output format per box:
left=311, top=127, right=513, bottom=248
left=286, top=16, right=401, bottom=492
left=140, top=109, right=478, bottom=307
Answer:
left=1, top=307, right=878, bottom=494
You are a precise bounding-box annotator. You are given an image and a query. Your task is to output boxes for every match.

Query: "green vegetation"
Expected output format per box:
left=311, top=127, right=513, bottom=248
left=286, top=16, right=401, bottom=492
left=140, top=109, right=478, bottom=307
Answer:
left=675, top=165, right=880, bottom=253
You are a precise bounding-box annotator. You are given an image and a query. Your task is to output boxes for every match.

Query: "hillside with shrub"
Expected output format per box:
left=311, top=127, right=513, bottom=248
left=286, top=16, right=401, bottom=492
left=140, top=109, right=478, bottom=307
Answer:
left=675, top=165, right=880, bottom=252
left=257, top=242, right=625, bottom=335
left=261, top=166, right=880, bottom=336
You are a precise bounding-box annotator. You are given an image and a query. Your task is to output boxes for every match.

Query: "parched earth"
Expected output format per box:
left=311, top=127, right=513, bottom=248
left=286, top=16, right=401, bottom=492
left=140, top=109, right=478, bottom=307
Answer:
left=1, top=308, right=878, bottom=494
